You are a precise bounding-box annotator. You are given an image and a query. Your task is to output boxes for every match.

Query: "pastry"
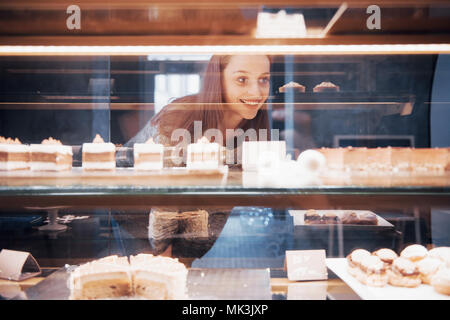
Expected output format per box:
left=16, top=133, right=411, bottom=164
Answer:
left=431, top=267, right=450, bottom=295
left=343, top=147, right=368, bottom=171
left=346, top=249, right=371, bottom=278
left=417, top=257, right=444, bottom=284
left=372, top=248, right=398, bottom=269
left=315, top=147, right=345, bottom=171
left=359, top=255, right=388, bottom=287
left=187, top=136, right=221, bottom=170
left=304, top=209, right=323, bottom=225
left=133, top=137, right=164, bottom=170
left=411, top=148, right=447, bottom=172
left=428, top=247, right=450, bottom=267
left=357, top=211, right=378, bottom=226
left=341, top=211, right=359, bottom=225
left=82, top=134, right=116, bottom=171
left=30, top=137, right=72, bottom=171
left=242, top=140, right=286, bottom=172
left=0, top=137, right=30, bottom=171
left=387, top=257, right=421, bottom=288
left=313, top=81, right=340, bottom=92
left=279, top=81, right=306, bottom=93
left=400, top=244, right=428, bottom=262
left=322, top=212, right=339, bottom=224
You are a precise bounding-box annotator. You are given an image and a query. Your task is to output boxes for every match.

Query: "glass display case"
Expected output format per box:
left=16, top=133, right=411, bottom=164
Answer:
left=0, top=0, right=449, bottom=302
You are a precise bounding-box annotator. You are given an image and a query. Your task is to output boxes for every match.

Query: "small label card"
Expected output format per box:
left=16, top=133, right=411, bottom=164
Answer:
left=0, top=249, right=41, bottom=281
left=284, top=250, right=328, bottom=281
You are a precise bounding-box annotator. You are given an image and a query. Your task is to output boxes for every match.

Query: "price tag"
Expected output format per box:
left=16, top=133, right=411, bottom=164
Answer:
left=0, top=249, right=41, bottom=281
left=284, top=250, right=328, bottom=281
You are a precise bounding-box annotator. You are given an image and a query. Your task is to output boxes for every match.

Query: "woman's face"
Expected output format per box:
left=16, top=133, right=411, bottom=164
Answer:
left=222, top=55, right=270, bottom=121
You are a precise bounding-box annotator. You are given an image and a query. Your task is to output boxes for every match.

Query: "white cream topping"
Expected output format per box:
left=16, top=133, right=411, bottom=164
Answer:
left=30, top=144, right=72, bottom=155
left=82, top=143, right=115, bottom=153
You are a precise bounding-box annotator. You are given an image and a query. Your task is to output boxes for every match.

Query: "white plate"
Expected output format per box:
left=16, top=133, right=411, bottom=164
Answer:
left=326, top=258, right=450, bottom=300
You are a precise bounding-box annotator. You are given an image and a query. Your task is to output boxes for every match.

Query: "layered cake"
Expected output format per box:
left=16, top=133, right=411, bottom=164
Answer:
left=69, top=254, right=188, bottom=300
left=343, top=147, right=368, bottom=171
left=366, top=147, right=392, bottom=171
left=69, top=255, right=132, bottom=300
left=130, top=254, right=188, bottom=300
left=82, top=134, right=116, bottom=171
left=390, top=147, right=412, bottom=171
left=279, top=81, right=306, bottom=93
left=242, top=140, right=286, bottom=171
left=30, top=137, right=72, bottom=171
left=313, top=81, right=340, bottom=92
left=0, top=137, right=30, bottom=171
left=133, top=137, right=164, bottom=170
left=186, top=136, right=221, bottom=170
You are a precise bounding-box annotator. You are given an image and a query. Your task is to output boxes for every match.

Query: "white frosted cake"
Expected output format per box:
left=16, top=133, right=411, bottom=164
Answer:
left=0, top=136, right=30, bottom=171
left=82, top=134, right=116, bottom=171
left=30, top=137, right=72, bottom=171
left=186, top=136, right=221, bottom=170
left=242, top=140, right=286, bottom=171
left=130, top=254, right=188, bottom=300
left=69, top=254, right=188, bottom=300
left=69, top=255, right=132, bottom=300
left=133, top=137, right=163, bottom=170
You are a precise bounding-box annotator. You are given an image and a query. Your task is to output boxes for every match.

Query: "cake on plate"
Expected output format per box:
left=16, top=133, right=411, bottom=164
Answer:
left=133, top=137, right=164, bottom=170
left=186, top=136, right=221, bottom=170
left=82, top=134, right=116, bottom=171
left=0, top=137, right=30, bottom=171
left=30, top=137, right=72, bottom=171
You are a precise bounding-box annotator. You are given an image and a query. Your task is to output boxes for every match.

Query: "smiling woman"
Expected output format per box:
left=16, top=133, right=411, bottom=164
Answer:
left=122, top=55, right=272, bottom=165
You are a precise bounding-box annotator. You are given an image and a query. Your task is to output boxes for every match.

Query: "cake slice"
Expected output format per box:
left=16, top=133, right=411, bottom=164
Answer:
left=69, top=255, right=132, bottom=300
left=30, top=137, right=72, bottom=171
left=129, top=254, right=188, bottom=300
left=0, top=137, right=30, bottom=171
left=186, top=136, right=221, bottom=170
left=366, top=147, right=391, bottom=171
left=82, top=134, right=116, bottom=171
left=133, top=137, right=164, bottom=170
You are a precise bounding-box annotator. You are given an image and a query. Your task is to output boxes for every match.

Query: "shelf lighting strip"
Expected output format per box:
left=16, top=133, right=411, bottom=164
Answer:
left=0, top=44, right=449, bottom=55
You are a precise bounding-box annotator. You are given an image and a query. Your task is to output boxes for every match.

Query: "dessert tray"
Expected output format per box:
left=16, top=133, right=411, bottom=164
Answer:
left=13, top=266, right=271, bottom=300
left=289, top=210, right=393, bottom=228
left=326, top=258, right=449, bottom=300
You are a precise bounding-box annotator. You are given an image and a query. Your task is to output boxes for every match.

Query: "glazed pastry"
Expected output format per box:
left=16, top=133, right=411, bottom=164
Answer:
left=387, top=257, right=421, bottom=288
left=304, top=209, right=323, bottom=225
left=431, top=267, right=450, bottom=295
left=417, top=257, right=444, bottom=284
left=346, top=249, right=371, bottom=278
left=400, top=244, right=428, bottom=262
left=357, top=212, right=378, bottom=225
left=372, top=248, right=398, bottom=269
left=359, top=255, right=388, bottom=287
left=341, top=211, right=359, bottom=225
left=428, top=247, right=450, bottom=267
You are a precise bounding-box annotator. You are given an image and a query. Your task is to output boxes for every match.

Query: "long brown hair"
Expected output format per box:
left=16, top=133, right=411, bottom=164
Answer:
left=150, top=55, right=271, bottom=146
